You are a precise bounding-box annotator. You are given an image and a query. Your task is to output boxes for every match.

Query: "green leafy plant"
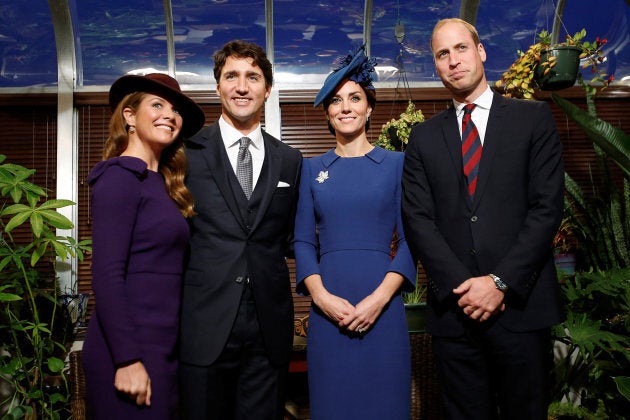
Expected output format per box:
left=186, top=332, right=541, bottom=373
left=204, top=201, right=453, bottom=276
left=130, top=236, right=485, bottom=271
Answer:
left=551, top=94, right=630, bottom=271
left=375, top=100, right=424, bottom=152
left=496, top=29, right=612, bottom=100
left=0, top=155, right=91, bottom=419
left=551, top=269, right=630, bottom=418
left=402, top=278, right=426, bottom=305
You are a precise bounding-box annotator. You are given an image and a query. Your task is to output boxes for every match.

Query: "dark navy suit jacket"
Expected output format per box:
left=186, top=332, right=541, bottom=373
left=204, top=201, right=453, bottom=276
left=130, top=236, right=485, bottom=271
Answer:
left=180, top=122, right=302, bottom=366
left=401, top=92, right=565, bottom=336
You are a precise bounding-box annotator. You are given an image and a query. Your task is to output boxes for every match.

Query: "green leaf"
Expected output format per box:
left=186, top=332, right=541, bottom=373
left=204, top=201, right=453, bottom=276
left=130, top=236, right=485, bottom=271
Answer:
left=614, top=376, right=630, bottom=402
left=49, top=391, right=68, bottom=404
left=552, top=94, right=630, bottom=176
left=30, top=241, right=47, bottom=266
left=39, top=209, right=74, bottom=229
left=0, top=284, right=22, bottom=302
left=37, top=198, right=75, bottom=210
left=47, top=356, right=65, bottom=373
left=30, top=211, right=44, bottom=237
left=4, top=211, right=31, bottom=233
left=0, top=203, right=31, bottom=215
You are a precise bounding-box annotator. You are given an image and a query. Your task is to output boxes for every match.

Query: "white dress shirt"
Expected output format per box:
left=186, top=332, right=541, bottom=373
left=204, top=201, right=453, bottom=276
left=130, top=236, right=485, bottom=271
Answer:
left=454, top=85, right=494, bottom=145
left=219, top=115, right=265, bottom=190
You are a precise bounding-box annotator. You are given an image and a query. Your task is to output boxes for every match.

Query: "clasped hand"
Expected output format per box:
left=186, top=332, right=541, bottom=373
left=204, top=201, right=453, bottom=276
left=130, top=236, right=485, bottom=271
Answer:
left=114, top=360, right=152, bottom=406
left=314, top=291, right=385, bottom=334
left=453, top=275, right=506, bottom=322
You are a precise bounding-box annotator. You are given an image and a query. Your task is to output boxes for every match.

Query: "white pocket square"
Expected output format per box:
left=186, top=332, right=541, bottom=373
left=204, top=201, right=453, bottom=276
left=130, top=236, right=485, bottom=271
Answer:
left=277, top=181, right=290, bottom=187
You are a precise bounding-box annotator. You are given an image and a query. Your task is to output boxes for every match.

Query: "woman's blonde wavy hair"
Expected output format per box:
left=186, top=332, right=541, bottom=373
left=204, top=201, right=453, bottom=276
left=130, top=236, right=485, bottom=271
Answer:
left=103, top=92, right=195, bottom=218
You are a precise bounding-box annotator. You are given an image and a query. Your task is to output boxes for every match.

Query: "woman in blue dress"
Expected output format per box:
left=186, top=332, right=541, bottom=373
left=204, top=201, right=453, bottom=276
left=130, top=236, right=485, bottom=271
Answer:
left=294, top=46, right=417, bottom=419
left=82, top=73, right=204, bottom=419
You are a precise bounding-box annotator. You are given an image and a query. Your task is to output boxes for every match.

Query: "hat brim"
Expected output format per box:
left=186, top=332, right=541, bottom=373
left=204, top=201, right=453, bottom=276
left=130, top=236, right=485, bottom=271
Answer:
left=109, top=75, right=205, bottom=138
left=314, top=47, right=370, bottom=107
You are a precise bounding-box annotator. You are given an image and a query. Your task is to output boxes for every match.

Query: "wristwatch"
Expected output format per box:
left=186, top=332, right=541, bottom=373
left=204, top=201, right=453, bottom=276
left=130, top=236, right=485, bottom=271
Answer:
left=489, top=274, right=508, bottom=292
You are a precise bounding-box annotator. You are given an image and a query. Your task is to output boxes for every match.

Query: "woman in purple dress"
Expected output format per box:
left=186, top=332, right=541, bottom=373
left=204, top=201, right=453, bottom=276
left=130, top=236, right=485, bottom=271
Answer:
left=293, top=47, right=417, bottom=419
left=82, top=73, right=204, bottom=419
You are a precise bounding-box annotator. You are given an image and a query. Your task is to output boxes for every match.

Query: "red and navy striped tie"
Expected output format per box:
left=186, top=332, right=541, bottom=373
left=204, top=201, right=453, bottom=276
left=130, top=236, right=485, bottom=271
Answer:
left=461, top=103, right=482, bottom=198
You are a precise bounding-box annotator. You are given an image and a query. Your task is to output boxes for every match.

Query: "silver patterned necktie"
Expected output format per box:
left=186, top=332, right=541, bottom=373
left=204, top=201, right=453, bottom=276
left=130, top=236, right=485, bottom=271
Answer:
left=236, top=136, right=253, bottom=199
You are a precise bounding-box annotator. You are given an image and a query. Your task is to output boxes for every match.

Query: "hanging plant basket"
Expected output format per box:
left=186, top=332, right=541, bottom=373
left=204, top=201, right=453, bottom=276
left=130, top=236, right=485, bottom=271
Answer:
left=534, top=45, right=581, bottom=91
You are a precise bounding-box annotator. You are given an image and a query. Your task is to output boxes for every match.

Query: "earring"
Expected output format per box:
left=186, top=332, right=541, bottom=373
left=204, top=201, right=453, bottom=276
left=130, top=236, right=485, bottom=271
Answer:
left=128, top=125, right=136, bottom=134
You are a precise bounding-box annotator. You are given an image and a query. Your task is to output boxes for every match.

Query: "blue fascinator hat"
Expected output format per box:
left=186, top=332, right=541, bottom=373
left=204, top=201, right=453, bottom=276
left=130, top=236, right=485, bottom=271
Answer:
left=314, top=45, right=377, bottom=107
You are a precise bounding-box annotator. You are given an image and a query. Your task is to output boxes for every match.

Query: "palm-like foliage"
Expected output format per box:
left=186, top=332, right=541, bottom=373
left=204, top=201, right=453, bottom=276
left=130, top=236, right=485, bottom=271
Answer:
left=0, top=155, right=90, bottom=419
left=552, top=269, right=630, bottom=415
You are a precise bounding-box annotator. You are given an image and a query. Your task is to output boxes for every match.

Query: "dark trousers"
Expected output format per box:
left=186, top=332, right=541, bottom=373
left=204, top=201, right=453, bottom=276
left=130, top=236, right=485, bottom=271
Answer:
left=179, top=284, right=287, bottom=420
left=432, top=322, right=552, bottom=420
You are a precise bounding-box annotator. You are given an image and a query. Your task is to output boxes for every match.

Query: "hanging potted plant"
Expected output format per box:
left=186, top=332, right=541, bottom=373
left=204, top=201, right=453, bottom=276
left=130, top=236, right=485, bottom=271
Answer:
left=375, top=100, right=424, bottom=152
left=496, top=29, right=610, bottom=100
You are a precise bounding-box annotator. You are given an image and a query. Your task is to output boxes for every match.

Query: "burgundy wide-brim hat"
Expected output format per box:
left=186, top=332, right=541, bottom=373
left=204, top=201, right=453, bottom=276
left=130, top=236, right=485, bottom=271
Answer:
left=109, top=73, right=205, bottom=137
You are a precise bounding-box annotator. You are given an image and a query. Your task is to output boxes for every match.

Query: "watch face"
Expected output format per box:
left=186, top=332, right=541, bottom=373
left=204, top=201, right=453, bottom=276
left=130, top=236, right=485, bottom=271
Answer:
left=491, top=274, right=508, bottom=291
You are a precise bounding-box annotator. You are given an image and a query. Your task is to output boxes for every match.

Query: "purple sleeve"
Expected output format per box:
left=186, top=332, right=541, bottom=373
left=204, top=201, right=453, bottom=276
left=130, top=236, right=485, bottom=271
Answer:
left=90, top=167, right=142, bottom=365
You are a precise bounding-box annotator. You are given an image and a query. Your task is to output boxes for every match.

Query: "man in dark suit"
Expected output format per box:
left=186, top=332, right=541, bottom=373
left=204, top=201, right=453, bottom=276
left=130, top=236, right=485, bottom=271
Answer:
left=401, top=18, right=565, bottom=420
left=179, top=40, right=302, bottom=419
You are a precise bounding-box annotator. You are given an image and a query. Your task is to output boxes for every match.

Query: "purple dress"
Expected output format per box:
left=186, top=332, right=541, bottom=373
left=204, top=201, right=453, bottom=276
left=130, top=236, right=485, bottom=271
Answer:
left=82, top=156, right=189, bottom=419
left=294, top=147, right=417, bottom=419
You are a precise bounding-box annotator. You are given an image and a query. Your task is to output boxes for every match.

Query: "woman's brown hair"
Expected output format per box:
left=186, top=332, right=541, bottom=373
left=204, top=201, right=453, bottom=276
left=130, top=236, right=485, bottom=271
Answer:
left=103, top=92, right=195, bottom=217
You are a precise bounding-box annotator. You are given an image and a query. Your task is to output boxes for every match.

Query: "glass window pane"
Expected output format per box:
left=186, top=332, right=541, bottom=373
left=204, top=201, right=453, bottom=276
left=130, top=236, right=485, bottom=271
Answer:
left=0, top=1, right=57, bottom=87
left=172, top=0, right=266, bottom=86
left=76, top=0, right=168, bottom=86
left=273, top=0, right=362, bottom=87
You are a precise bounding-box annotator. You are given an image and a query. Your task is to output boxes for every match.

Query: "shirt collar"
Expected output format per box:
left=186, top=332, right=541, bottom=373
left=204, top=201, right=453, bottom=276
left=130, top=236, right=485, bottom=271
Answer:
left=453, top=85, right=494, bottom=115
left=219, top=115, right=264, bottom=150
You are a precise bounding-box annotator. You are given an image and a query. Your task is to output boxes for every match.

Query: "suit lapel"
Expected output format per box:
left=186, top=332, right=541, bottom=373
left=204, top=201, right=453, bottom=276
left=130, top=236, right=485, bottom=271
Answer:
left=248, top=132, right=282, bottom=233
left=473, top=93, right=506, bottom=209
left=193, top=123, right=249, bottom=232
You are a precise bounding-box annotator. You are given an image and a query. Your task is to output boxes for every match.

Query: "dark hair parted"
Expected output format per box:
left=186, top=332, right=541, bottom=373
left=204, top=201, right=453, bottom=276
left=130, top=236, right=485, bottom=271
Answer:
left=103, top=92, right=195, bottom=218
left=213, top=40, right=273, bottom=88
left=322, top=79, right=376, bottom=136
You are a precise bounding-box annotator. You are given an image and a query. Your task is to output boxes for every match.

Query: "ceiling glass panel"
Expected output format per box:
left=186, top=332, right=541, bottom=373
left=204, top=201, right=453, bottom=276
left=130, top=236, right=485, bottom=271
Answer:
left=76, top=0, right=168, bottom=86
left=0, top=0, right=629, bottom=89
left=370, top=0, right=451, bottom=85
left=172, top=0, right=266, bottom=85
left=273, top=0, right=362, bottom=86
left=0, top=1, right=56, bottom=87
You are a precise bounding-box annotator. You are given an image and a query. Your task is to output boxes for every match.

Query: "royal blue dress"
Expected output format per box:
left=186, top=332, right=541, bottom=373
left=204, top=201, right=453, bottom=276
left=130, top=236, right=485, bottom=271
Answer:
left=294, top=147, right=416, bottom=419
left=82, top=156, right=189, bottom=419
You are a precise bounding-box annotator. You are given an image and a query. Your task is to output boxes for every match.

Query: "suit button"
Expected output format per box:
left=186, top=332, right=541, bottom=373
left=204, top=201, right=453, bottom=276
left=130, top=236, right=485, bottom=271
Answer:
left=235, top=276, right=244, bottom=283
left=470, top=249, right=477, bottom=256
left=471, top=215, right=478, bottom=222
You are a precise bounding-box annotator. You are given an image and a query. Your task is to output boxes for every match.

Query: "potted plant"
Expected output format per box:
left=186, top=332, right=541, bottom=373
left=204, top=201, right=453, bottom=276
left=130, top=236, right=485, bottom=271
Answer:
left=552, top=217, right=581, bottom=275
left=375, top=100, right=424, bottom=152
left=380, top=104, right=428, bottom=332
left=402, top=276, right=427, bottom=333
left=496, top=29, right=610, bottom=100
left=0, top=155, right=91, bottom=419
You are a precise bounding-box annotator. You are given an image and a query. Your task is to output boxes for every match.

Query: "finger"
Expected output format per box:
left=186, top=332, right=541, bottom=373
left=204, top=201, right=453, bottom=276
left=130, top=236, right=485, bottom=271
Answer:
left=145, top=380, right=152, bottom=406
left=469, top=308, right=484, bottom=320
left=453, top=280, right=471, bottom=295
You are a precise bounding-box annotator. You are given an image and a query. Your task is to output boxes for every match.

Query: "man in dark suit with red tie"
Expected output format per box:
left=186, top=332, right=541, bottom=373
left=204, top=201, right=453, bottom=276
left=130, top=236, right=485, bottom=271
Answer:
left=401, top=18, right=565, bottom=420
left=179, top=40, right=302, bottom=419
